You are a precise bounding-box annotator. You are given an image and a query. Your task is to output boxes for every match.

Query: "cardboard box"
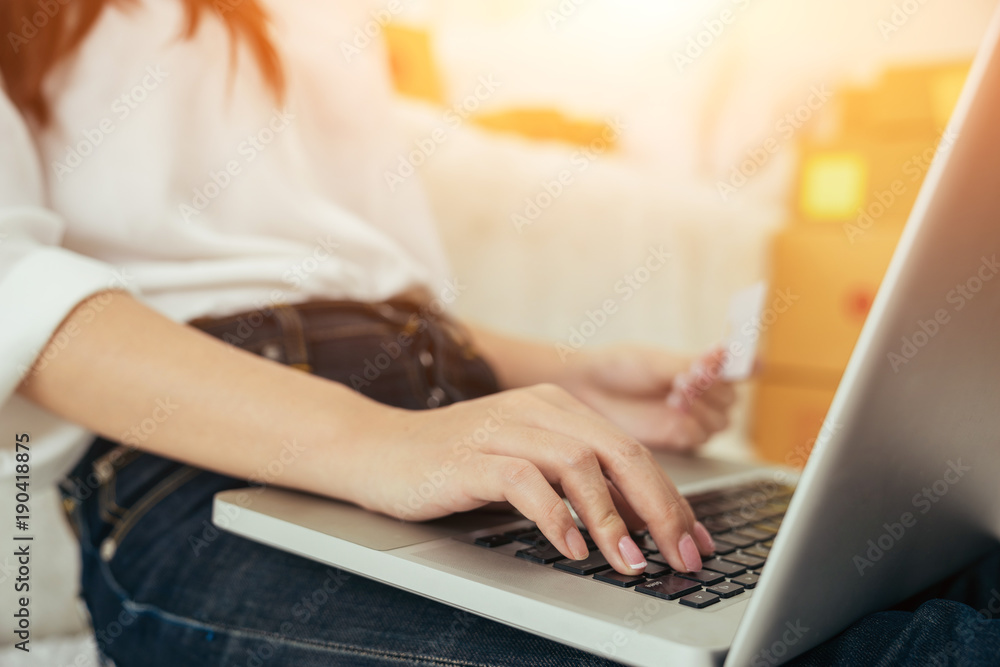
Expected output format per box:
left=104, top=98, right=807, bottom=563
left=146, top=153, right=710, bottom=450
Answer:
left=384, top=25, right=445, bottom=104
left=759, top=226, right=900, bottom=378
left=838, top=62, right=970, bottom=141
left=751, top=377, right=838, bottom=466
left=796, top=137, right=947, bottom=227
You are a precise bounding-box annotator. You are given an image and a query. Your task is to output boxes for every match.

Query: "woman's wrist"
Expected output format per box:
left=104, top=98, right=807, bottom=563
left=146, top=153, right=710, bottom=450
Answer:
left=465, top=324, right=578, bottom=390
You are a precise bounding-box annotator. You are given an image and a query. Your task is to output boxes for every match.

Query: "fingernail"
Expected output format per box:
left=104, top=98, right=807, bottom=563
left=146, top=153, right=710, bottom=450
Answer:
left=666, top=391, right=686, bottom=410
left=566, top=528, right=590, bottom=561
left=618, top=536, right=647, bottom=571
left=693, top=522, right=716, bottom=555
left=678, top=533, right=702, bottom=573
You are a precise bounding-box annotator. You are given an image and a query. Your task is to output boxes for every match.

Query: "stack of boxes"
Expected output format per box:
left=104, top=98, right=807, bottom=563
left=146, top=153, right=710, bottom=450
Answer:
left=752, top=61, right=971, bottom=466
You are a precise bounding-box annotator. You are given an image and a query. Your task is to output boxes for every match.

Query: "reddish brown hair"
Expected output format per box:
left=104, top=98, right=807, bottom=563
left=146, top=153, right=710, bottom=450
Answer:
left=0, top=0, right=284, bottom=124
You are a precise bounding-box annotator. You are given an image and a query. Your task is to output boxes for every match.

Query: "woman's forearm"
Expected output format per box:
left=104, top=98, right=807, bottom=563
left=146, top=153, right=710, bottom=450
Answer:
left=16, top=291, right=383, bottom=503
left=466, top=324, right=571, bottom=390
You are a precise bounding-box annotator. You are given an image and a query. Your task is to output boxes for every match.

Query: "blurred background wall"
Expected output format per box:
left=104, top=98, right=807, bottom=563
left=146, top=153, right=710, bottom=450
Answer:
left=374, top=0, right=996, bottom=462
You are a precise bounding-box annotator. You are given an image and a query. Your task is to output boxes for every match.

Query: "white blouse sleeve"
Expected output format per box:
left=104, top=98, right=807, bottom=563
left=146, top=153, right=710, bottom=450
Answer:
left=0, top=84, right=136, bottom=404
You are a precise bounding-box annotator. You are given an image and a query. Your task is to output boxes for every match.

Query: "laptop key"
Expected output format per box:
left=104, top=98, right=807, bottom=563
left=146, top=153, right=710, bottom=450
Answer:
left=742, top=545, right=770, bottom=560
left=516, top=531, right=546, bottom=546
left=676, top=570, right=726, bottom=586
left=707, top=582, right=745, bottom=599
left=595, top=570, right=646, bottom=588
left=731, top=573, right=760, bottom=589
left=638, top=534, right=660, bottom=554
left=635, top=576, right=702, bottom=601
left=643, top=562, right=673, bottom=579
left=715, top=532, right=756, bottom=549
left=704, top=515, right=748, bottom=533
left=755, top=519, right=781, bottom=533
left=732, top=526, right=773, bottom=542
left=679, top=591, right=721, bottom=609
left=554, top=553, right=611, bottom=576
left=701, top=557, right=747, bottom=576
left=474, top=534, right=513, bottom=549
left=710, top=538, right=739, bottom=556
left=516, top=546, right=566, bottom=565
left=723, top=552, right=766, bottom=569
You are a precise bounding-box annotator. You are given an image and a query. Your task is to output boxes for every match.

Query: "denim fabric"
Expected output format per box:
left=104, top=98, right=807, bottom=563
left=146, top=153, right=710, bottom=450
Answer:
left=790, top=550, right=1000, bottom=667
left=60, top=299, right=1000, bottom=666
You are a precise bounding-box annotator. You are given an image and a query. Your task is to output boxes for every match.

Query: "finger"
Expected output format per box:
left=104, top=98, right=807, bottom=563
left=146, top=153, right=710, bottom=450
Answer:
left=668, top=349, right=729, bottom=409
left=687, top=399, right=730, bottom=436
left=488, top=429, right=647, bottom=575
left=529, top=383, right=601, bottom=417
left=466, top=455, right=589, bottom=562
left=607, top=480, right=647, bottom=533
left=658, top=410, right=711, bottom=453
left=515, top=388, right=704, bottom=572
left=699, top=381, right=737, bottom=411
left=522, top=401, right=704, bottom=572
left=649, top=466, right=715, bottom=558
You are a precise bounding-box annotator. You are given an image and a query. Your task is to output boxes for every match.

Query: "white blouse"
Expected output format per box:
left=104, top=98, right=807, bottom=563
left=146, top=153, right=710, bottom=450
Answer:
left=0, top=0, right=450, bottom=484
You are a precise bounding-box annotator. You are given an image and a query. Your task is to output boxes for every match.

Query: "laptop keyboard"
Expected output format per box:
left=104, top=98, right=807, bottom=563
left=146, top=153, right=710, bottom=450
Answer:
left=464, top=481, right=793, bottom=611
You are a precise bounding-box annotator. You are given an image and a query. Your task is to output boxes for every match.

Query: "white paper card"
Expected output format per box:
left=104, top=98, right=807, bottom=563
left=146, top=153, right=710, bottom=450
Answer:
left=720, top=281, right=769, bottom=381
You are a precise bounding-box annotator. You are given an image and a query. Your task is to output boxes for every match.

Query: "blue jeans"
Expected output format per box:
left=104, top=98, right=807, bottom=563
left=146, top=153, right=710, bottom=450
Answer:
left=60, top=299, right=1000, bottom=666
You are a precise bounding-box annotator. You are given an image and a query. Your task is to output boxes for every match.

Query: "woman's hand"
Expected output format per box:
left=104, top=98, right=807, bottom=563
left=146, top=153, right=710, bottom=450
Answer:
left=355, top=384, right=717, bottom=576
left=555, top=346, right=738, bottom=453
left=467, top=325, right=738, bottom=454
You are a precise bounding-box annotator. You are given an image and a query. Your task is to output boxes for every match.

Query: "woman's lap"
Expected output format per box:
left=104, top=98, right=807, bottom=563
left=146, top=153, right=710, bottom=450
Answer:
left=70, top=445, right=1000, bottom=667
left=61, top=299, right=1000, bottom=666
left=75, top=461, right=617, bottom=667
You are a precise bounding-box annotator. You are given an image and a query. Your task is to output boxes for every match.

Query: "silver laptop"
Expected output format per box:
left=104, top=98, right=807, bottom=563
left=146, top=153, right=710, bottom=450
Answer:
left=212, top=9, right=1000, bottom=665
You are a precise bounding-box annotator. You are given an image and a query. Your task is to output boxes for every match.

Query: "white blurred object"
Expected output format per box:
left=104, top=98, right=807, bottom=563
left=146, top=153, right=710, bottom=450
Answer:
left=720, top=281, right=769, bottom=382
